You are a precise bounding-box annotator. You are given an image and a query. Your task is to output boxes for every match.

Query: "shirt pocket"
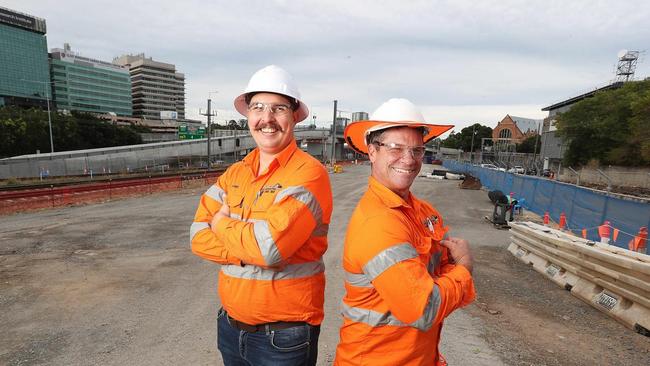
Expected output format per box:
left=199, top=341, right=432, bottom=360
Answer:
left=415, top=236, right=432, bottom=256
left=226, top=193, right=244, bottom=218
left=430, top=223, right=449, bottom=242
left=251, top=191, right=276, bottom=213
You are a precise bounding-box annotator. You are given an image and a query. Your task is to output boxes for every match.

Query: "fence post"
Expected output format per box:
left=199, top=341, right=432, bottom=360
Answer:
left=109, top=178, right=112, bottom=200
left=50, top=184, right=54, bottom=207
left=149, top=175, right=152, bottom=194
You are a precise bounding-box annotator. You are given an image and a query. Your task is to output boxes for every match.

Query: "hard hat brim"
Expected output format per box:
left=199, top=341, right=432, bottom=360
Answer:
left=234, top=92, right=310, bottom=122
left=344, top=120, right=454, bottom=155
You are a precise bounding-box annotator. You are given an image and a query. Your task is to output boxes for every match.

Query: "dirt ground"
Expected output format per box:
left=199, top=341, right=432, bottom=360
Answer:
left=1, top=163, right=648, bottom=365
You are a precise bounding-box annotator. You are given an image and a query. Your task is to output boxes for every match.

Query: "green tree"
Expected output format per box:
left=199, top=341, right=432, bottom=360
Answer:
left=441, top=123, right=492, bottom=151
left=516, top=135, right=541, bottom=153
left=0, top=107, right=144, bottom=158
left=555, top=79, right=650, bottom=166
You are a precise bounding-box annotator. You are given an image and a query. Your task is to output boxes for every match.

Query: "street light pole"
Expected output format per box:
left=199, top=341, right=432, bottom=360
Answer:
left=470, top=124, right=477, bottom=163
left=22, top=79, right=56, bottom=153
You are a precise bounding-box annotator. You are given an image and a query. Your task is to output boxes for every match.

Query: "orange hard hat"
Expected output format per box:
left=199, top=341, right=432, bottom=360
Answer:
left=344, top=98, right=453, bottom=155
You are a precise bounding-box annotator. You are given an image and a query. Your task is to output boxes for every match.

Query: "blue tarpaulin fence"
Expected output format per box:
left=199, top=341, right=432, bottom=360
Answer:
left=444, top=161, right=650, bottom=249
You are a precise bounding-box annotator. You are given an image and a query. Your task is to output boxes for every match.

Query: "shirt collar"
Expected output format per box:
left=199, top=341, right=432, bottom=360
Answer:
left=242, top=140, right=298, bottom=173
left=367, top=175, right=413, bottom=209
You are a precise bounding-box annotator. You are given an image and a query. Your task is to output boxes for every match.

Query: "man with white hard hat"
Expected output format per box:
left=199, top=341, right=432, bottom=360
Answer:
left=335, top=98, right=476, bottom=366
left=191, top=65, right=333, bottom=365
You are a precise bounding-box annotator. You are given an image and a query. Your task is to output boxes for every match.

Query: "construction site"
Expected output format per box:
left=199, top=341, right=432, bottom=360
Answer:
left=1, top=162, right=648, bottom=366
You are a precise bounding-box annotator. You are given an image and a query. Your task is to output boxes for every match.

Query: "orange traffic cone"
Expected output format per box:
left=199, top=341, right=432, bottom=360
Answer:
left=543, top=212, right=550, bottom=226
left=598, top=221, right=611, bottom=244
left=559, top=212, right=566, bottom=231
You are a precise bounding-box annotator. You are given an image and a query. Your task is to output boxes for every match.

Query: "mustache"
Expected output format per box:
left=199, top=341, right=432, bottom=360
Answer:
left=254, top=122, right=284, bottom=132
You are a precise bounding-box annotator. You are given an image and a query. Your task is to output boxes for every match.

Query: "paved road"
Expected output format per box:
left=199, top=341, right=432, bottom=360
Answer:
left=1, top=163, right=647, bottom=365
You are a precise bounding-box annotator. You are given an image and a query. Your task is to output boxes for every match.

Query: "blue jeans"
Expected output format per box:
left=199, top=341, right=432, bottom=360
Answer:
left=217, top=308, right=320, bottom=366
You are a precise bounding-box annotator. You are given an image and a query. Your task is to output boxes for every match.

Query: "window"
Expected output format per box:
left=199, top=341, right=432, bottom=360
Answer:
left=498, top=129, right=512, bottom=139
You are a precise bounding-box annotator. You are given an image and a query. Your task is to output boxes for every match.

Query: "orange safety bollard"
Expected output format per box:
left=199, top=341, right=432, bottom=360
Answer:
left=629, top=227, right=648, bottom=254
left=598, top=220, right=611, bottom=244
left=559, top=212, right=566, bottom=231
left=543, top=212, right=550, bottom=226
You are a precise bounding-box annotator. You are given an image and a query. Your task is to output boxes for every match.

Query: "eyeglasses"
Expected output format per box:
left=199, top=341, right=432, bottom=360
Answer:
left=247, top=102, right=292, bottom=116
left=373, top=141, right=426, bottom=159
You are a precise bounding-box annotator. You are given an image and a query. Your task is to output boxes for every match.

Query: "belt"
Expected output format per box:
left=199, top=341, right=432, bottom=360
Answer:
left=227, top=315, right=307, bottom=333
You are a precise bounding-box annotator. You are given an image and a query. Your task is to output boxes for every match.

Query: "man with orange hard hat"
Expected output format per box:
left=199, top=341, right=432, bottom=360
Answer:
left=335, top=98, right=476, bottom=365
left=190, top=65, right=333, bottom=365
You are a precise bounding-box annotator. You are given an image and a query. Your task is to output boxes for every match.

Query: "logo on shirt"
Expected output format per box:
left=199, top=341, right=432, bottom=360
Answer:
left=260, top=183, right=283, bottom=195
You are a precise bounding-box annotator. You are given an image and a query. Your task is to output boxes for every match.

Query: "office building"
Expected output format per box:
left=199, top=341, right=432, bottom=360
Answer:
left=113, top=54, right=185, bottom=119
left=50, top=44, right=132, bottom=116
left=0, top=6, right=50, bottom=108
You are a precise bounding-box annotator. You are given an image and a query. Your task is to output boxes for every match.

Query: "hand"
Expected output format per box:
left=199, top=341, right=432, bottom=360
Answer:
left=440, top=237, right=473, bottom=274
left=210, top=195, right=230, bottom=232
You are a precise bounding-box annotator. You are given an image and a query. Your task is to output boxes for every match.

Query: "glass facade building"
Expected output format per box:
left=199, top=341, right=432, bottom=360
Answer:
left=0, top=7, right=50, bottom=108
left=50, top=45, right=132, bottom=116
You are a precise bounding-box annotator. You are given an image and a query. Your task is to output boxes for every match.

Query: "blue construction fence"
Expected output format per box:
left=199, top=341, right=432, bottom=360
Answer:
left=444, top=161, right=650, bottom=249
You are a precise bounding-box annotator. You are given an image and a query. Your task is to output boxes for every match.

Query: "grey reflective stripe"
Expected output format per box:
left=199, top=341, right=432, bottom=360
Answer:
left=274, top=186, right=323, bottom=224
left=222, top=214, right=282, bottom=266
left=205, top=184, right=225, bottom=204
left=190, top=222, right=210, bottom=241
left=409, top=285, right=441, bottom=331
left=221, top=259, right=324, bottom=280
left=253, top=220, right=282, bottom=266
left=345, top=270, right=373, bottom=288
left=428, top=252, right=442, bottom=275
left=363, top=243, right=418, bottom=281
left=312, top=223, right=329, bottom=237
left=341, top=286, right=440, bottom=331
left=341, top=302, right=405, bottom=327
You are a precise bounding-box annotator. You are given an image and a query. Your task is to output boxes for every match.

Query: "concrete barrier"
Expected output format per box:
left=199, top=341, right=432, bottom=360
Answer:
left=508, top=221, right=650, bottom=336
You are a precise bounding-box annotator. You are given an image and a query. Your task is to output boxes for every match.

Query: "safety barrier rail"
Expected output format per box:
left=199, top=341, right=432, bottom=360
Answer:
left=0, top=171, right=221, bottom=215
left=508, top=221, right=650, bottom=336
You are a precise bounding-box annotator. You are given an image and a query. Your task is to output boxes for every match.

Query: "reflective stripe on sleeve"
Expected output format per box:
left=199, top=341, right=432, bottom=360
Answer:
left=344, top=270, right=373, bottom=288
left=341, top=301, right=405, bottom=327
left=205, top=184, right=225, bottom=203
left=253, top=220, right=283, bottom=266
left=274, top=186, right=323, bottom=224
left=363, top=243, right=418, bottom=281
left=341, top=285, right=440, bottom=331
left=221, top=259, right=324, bottom=280
left=409, top=285, right=441, bottom=331
left=190, top=221, right=210, bottom=242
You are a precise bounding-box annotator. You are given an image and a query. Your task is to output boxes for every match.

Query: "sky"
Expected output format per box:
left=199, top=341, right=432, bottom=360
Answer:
left=6, top=0, right=650, bottom=135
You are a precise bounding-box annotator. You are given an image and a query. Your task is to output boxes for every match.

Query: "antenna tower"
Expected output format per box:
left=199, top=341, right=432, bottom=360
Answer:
left=615, top=49, right=639, bottom=82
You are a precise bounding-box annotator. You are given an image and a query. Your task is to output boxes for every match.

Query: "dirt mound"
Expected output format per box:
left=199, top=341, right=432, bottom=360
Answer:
left=460, top=174, right=481, bottom=189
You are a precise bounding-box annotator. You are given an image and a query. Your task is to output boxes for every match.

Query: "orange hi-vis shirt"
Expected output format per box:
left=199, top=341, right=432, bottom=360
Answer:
left=335, top=176, right=476, bottom=366
left=190, top=142, right=333, bottom=326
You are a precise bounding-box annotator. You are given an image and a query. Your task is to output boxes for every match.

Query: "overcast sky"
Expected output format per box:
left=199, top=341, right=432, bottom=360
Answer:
left=6, top=0, right=650, bottom=134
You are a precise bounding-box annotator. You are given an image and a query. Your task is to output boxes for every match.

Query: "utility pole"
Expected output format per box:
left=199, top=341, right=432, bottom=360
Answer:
left=199, top=98, right=216, bottom=169
left=470, top=124, right=477, bottom=163
left=330, top=100, right=338, bottom=165
left=532, top=120, right=541, bottom=170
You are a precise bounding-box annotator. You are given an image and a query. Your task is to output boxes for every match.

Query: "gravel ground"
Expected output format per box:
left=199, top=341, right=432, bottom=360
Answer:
left=1, top=163, right=648, bottom=365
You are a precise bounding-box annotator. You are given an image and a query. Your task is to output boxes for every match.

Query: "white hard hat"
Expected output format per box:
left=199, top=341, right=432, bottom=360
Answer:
left=234, top=65, right=309, bottom=122
left=344, top=98, right=454, bottom=155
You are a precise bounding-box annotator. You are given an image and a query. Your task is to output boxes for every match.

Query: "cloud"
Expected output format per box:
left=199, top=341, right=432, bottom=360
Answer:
left=5, top=0, right=650, bottom=129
